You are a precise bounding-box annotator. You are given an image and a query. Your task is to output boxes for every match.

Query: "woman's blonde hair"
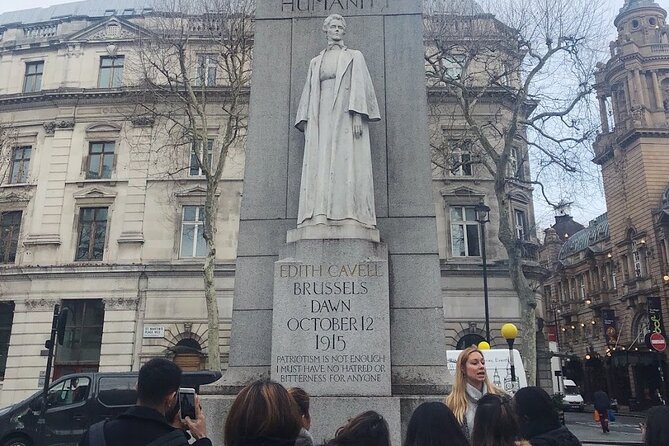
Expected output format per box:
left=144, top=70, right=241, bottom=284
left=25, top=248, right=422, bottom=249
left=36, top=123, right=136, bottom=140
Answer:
left=445, top=346, right=502, bottom=423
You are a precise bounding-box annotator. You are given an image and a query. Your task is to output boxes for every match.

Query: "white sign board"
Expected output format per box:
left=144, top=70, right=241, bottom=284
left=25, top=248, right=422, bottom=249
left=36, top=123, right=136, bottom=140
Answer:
left=143, top=325, right=165, bottom=338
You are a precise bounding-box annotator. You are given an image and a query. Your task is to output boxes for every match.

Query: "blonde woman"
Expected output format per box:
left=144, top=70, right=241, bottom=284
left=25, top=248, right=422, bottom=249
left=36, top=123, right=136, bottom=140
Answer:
left=445, top=346, right=504, bottom=440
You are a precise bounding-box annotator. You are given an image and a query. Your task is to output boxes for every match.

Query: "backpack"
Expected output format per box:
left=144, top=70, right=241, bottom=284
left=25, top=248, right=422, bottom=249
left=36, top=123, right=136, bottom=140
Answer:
left=88, top=420, right=189, bottom=446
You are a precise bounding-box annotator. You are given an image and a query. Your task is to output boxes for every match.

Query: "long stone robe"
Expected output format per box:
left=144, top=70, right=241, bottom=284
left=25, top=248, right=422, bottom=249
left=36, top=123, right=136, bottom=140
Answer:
left=295, top=46, right=381, bottom=228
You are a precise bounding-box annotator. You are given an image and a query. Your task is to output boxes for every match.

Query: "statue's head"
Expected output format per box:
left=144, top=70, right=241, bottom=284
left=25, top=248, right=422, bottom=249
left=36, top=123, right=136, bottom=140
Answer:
left=323, top=14, right=347, bottom=42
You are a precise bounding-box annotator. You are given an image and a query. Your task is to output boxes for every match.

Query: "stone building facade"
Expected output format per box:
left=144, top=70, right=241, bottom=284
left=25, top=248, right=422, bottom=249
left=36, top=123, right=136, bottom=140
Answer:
left=0, top=0, right=534, bottom=405
left=540, top=0, right=669, bottom=409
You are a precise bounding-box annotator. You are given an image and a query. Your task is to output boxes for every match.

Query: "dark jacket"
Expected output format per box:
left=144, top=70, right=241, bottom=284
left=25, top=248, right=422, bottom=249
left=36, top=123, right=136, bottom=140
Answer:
left=529, top=426, right=582, bottom=446
left=593, top=390, right=610, bottom=412
left=78, top=405, right=212, bottom=446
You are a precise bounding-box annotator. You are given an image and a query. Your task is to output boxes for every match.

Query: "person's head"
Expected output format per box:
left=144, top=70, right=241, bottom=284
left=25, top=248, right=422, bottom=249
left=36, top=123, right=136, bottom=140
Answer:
left=224, top=380, right=302, bottom=446
left=404, top=402, right=469, bottom=446
left=329, top=411, right=390, bottom=446
left=323, top=14, right=346, bottom=43
left=445, top=346, right=501, bottom=423
left=513, top=387, right=561, bottom=439
left=137, top=358, right=182, bottom=415
left=471, top=394, right=519, bottom=446
left=288, top=387, right=311, bottom=430
left=643, top=406, right=669, bottom=446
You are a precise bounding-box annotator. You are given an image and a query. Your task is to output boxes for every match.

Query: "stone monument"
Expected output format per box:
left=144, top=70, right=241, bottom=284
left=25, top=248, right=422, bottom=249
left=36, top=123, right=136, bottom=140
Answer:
left=203, top=1, right=447, bottom=443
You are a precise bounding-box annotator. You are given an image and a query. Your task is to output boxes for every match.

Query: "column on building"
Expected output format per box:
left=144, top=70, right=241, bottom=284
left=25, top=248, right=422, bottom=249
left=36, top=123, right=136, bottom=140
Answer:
left=98, top=298, right=139, bottom=372
left=0, top=300, right=54, bottom=405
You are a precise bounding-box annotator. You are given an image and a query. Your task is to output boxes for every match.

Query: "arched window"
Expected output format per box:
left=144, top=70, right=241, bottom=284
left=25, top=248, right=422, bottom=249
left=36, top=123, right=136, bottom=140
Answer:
left=456, top=333, right=486, bottom=350
left=172, top=338, right=204, bottom=371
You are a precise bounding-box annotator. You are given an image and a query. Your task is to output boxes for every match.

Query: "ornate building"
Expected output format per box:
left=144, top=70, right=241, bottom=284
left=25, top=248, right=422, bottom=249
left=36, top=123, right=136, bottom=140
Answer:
left=0, top=0, right=537, bottom=405
left=541, top=0, right=669, bottom=409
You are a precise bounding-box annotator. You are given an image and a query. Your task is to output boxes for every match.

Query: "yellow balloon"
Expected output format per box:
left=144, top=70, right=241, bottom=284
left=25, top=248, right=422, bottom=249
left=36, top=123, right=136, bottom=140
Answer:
left=478, top=341, right=491, bottom=350
left=501, top=323, right=518, bottom=340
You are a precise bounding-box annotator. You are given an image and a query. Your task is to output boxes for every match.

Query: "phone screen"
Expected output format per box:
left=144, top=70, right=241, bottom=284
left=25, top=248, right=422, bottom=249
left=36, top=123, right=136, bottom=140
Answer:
left=179, top=389, right=196, bottom=420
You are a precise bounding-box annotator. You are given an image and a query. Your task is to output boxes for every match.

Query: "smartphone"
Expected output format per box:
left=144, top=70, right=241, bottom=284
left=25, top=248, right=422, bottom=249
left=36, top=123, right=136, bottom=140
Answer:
left=179, top=387, right=196, bottom=420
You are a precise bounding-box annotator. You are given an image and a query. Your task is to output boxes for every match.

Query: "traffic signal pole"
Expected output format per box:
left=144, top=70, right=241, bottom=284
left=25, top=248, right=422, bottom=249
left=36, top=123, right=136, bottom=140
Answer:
left=43, top=304, right=60, bottom=395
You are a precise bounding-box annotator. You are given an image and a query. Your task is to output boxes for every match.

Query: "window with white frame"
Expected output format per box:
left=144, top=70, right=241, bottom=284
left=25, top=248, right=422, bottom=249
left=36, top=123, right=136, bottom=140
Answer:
left=514, top=209, right=528, bottom=240
left=180, top=206, right=206, bottom=257
left=196, top=54, right=217, bottom=87
left=189, top=140, right=214, bottom=177
left=450, top=206, right=480, bottom=257
left=449, top=140, right=473, bottom=176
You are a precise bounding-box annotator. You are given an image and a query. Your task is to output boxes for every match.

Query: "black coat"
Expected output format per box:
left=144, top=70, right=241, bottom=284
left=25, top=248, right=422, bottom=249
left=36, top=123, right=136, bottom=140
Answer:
left=78, top=405, right=212, bottom=446
left=593, top=390, right=610, bottom=412
left=529, top=426, right=582, bottom=446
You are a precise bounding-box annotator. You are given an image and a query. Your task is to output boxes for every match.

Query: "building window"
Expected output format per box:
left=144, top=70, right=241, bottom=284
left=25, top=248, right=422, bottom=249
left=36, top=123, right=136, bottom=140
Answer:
left=514, top=209, right=528, bottom=240
left=0, top=211, right=22, bottom=264
left=9, top=146, right=31, bottom=184
left=450, top=206, right=480, bottom=257
left=54, top=300, right=104, bottom=379
left=449, top=141, right=473, bottom=177
left=0, top=302, right=14, bottom=380
left=180, top=206, right=206, bottom=258
left=578, top=274, right=586, bottom=299
left=98, top=56, right=124, bottom=88
left=196, top=54, right=217, bottom=87
left=508, top=147, right=524, bottom=180
left=621, top=255, right=630, bottom=281
left=442, top=54, right=465, bottom=80
left=23, top=61, right=44, bottom=93
left=189, top=140, right=213, bottom=176
left=632, top=241, right=643, bottom=278
left=86, top=142, right=115, bottom=179
left=75, top=207, right=108, bottom=261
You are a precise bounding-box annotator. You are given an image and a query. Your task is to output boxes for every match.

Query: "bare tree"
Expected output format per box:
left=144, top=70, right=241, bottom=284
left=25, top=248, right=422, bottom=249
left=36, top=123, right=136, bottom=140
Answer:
left=425, top=0, right=607, bottom=384
left=129, top=0, right=253, bottom=371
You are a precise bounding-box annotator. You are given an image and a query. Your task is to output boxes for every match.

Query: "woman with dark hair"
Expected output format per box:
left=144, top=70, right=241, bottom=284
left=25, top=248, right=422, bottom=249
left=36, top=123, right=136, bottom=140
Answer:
left=513, top=387, right=581, bottom=446
left=327, top=411, right=390, bottom=446
left=642, top=406, right=669, bottom=446
left=288, top=387, right=314, bottom=446
left=224, top=380, right=302, bottom=446
left=404, top=402, right=469, bottom=446
left=470, top=394, right=530, bottom=446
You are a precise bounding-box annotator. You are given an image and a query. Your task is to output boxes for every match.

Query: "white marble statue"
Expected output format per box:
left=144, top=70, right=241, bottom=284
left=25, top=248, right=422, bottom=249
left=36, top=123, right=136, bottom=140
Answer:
left=295, top=14, right=381, bottom=229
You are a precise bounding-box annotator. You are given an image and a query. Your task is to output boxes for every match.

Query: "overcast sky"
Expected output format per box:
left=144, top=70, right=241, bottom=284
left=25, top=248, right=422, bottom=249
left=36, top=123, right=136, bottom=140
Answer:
left=1, top=0, right=669, bottom=230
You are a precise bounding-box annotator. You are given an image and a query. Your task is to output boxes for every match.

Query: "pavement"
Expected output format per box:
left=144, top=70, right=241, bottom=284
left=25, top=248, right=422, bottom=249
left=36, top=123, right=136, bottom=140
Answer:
left=565, top=411, right=643, bottom=445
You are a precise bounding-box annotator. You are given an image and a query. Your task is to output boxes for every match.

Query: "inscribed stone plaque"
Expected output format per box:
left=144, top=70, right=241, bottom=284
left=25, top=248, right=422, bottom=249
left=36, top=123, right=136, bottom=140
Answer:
left=271, top=240, right=391, bottom=396
left=259, top=0, right=421, bottom=19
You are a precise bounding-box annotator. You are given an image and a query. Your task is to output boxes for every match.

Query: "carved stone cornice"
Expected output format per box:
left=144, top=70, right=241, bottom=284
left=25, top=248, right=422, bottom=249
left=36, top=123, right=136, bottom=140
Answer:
left=43, top=120, right=75, bottom=135
left=130, top=115, right=155, bottom=127
left=24, top=299, right=54, bottom=311
left=103, top=297, right=139, bottom=311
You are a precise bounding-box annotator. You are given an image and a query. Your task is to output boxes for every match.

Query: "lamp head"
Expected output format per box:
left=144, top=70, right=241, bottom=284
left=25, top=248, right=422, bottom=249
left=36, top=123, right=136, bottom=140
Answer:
left=474, top=204, right=491, bottom=224
left=478, top=341, right=491, bottom=350
left=501, top=323, right=518, bottom=340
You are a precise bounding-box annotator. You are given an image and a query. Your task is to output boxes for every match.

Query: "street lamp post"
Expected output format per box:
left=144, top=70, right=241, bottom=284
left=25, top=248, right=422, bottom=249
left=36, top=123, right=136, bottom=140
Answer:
left=502, top=323, right=518, bottom=390
left=475, top=204, right=491, bottom=343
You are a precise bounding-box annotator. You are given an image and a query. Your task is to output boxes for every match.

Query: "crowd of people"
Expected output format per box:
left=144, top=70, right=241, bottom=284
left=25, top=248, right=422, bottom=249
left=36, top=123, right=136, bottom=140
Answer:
left=79, top=347, right=669, bottom=446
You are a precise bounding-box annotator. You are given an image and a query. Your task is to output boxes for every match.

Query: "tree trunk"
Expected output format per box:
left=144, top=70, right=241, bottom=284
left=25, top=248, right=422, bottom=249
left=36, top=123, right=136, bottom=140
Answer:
left=495, top=178, right=537, bottom=386
left=203, top=180, right=221, bottom=372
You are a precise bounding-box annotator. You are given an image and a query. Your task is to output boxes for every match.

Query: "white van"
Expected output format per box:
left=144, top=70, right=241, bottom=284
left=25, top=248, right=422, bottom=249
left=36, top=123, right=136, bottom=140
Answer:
left=562, top=379, right=585, bottom=411
left=447, top=349, right=528, bottom=394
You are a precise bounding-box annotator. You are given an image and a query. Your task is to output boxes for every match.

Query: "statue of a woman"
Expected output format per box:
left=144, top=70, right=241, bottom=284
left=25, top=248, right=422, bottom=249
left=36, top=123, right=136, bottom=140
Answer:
left=295, top=14, right=380, bottom=230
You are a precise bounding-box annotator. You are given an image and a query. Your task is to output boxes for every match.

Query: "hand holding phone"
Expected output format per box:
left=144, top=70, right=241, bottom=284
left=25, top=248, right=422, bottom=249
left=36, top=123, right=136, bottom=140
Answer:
left=182, top=393, right=208, bottom=440
left=179, top=388, right=196, bottom=420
